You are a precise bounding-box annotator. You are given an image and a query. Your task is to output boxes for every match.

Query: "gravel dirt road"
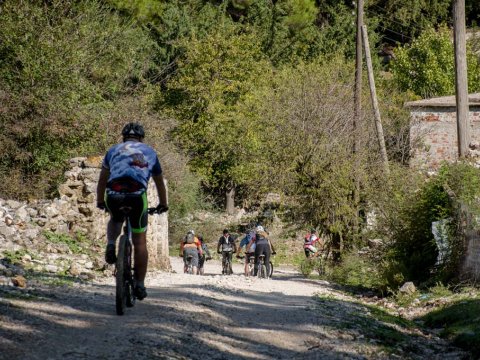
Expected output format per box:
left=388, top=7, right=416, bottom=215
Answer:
left=0, top=257, right=470, bottom=360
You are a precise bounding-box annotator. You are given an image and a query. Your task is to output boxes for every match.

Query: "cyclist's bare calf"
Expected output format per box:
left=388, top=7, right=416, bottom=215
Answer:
left=132, top=231, right=148, bottom=284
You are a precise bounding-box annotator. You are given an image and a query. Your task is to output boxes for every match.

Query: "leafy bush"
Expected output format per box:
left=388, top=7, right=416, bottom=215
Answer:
left=376, top=162, right=480, bottom=289
left=328, top=251, right=386, bottom=290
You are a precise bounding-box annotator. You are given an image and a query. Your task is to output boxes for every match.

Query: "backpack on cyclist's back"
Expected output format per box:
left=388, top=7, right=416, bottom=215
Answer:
left=186, top=233, right=195, bottom=244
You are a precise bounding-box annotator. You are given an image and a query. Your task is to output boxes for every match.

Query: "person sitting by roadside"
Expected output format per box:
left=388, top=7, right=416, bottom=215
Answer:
left=197, top=235, right=211, bottom=275
left=236, top=228, right=256, bottom=276
left=179, top=230, right=203, bottom=274
left=217, top=229, right=237, bottom=275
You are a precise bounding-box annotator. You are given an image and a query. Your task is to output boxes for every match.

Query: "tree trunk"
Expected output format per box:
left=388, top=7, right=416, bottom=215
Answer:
left=226, top=186, right=235, bottom=214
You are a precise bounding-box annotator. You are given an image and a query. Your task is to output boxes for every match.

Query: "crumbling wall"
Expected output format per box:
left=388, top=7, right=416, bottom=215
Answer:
left=0, top=156, right=170, bottom=278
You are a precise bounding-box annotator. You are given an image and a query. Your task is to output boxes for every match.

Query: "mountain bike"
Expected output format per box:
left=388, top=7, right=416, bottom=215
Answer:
left=221, top=250, right=233, bottom=275
left=257, top=255, right=268, bottom=278
left=115, top=206, right=165, bottom=316
left=236, top=253, right=255, bottom=276
left=255, top=253, right=275, bottom=279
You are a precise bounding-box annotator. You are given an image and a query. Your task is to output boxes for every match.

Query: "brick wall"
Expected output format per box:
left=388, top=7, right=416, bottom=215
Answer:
left=410, top=106, right=480, bottom=169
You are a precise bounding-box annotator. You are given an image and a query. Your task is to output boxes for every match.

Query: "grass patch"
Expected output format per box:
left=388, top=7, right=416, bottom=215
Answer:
left=43, top=231, right=84, bottom=254
left=2, top=249, right=29, bottom=265
left=325, top=252, right=386, bottom=292
left=421, top=298, right=480, bottom=354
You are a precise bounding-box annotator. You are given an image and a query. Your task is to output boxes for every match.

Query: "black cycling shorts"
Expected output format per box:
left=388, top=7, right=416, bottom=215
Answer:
left=105, top=190, right=148, bottom=233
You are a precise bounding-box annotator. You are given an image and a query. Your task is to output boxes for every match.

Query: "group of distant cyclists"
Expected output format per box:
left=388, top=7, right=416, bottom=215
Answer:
left=178, top=225, right=277, bottom=277
left=96, top=122, right=325, bottom=302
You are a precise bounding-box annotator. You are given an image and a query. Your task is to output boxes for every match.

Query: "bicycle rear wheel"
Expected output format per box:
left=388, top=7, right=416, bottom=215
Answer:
left=258, top=263, right=267, bottom=278
left=115, top=234, right=127, bottom=315
left=125, top=242, right=136, bottom=308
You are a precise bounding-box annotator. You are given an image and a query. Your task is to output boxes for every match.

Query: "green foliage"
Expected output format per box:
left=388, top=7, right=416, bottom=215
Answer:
left=2, top=249, right=30, bottom=265
left=250, top=58, right=362, bottom=245
left=168, top=169, right=208, bottom=218
left=391, top=26, right=480, bottom=98
left=367, top=0, right=451, bottom=41
left=162, top=21, right=271, bottom=203
left=376, top=162, right=480, bottom=288
left=429, top=282, right=453, bottom=298
left=328, top=251, right=386, bottom=290
left=0, top=0, right=158, bottom=198
left=299, top=257, right=323, bottom=277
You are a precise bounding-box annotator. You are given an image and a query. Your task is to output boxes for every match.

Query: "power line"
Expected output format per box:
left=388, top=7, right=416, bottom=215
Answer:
left=369, top=3, right=453, bottom=28
left=365, top=8, right=426, bottom=33
left=375, top=24, right=413, bottom=41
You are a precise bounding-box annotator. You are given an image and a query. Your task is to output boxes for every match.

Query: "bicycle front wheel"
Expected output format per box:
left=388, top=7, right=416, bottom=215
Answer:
left=115, top=234, right=127, bottom=316
left=248, top=262, right=254, bottom=277
left=224, top=260, right=231, bottom=275
left=269, top=261, right=273, bottom=278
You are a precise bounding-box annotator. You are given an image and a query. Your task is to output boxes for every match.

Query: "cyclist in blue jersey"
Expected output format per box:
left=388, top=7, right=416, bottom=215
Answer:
left=236, top=228, right=256, bottom=276
left=96, top=122, right=168, bottom=300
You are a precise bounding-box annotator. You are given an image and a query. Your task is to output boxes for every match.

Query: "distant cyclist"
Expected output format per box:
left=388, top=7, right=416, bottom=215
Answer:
left=180, top=230, right=203, bottom=275
left=217, top=229, right=237, bottom=274
left=197, top=235, right=211, bottom=275
left=304, top=228, right=323, bottom=258
left=96, top=122, right=168, bottom=301
left=246, top=225, right=273, bottom=278
left=236, top=228, right=256, bottom=276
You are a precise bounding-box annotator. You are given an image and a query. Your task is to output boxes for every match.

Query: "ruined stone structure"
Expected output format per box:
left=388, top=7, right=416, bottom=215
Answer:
left=463, top=228, right=480, bottom=282
left=407, top=93, right=480, bottom=170
left=407, top=93, right=480, bottom=281
left=0, top=156, right=170, bottom=279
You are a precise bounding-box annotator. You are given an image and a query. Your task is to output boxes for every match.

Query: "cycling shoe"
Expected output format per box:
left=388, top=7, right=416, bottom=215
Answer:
left=105, top=244, right=116, bottom=264
left=134, top=285, right=148, bottom=300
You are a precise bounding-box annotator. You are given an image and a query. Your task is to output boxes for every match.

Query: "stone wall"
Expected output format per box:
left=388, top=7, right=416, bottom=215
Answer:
left=409, top=106, right=480, bottom=169
left=463, top=229, right=480, bottom=281
left=0, top=156, right=170, bottom=279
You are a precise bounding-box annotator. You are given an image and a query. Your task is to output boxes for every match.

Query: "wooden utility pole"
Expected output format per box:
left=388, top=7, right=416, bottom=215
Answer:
left=354, top=0, right=363, bottom=155
left=453, top=0, right=470, bottom=157
left=361, top=25, right=389, bottom=174
left=353, top=0, right=364, bottom=232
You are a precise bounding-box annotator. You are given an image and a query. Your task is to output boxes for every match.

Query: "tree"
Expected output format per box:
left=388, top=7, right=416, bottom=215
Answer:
left=367, top=0, right=452, bottom=42
left=390, top=26, right=480, bottom=98
left=0, top=0, right=158, bottom=198
left=247, top=58, right=372, bottom=256
left=161, top=21, right=271, bottom=211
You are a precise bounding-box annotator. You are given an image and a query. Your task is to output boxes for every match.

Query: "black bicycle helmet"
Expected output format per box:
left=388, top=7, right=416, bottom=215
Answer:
left=122, top=122, right=145, bottom=139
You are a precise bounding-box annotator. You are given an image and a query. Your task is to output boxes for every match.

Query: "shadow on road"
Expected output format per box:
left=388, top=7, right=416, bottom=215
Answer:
left=1, top=264, right=470, bottom=360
